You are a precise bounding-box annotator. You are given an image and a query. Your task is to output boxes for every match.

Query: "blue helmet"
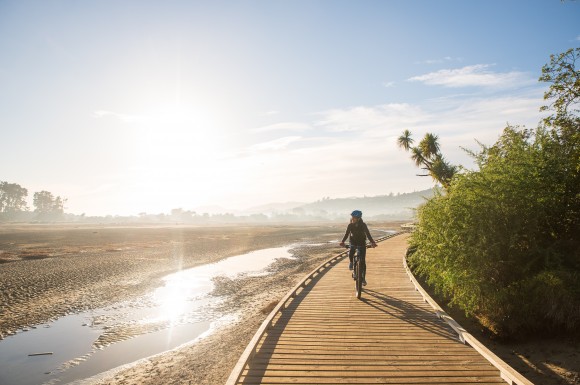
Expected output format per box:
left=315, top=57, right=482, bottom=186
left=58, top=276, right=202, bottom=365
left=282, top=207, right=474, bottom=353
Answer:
left=351, top=210, right=362, bottom=218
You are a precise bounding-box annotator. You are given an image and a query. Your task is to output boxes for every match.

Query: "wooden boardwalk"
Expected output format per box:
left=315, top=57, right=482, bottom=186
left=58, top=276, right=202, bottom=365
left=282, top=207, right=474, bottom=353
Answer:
left=227, top=233, right=531, bottom=385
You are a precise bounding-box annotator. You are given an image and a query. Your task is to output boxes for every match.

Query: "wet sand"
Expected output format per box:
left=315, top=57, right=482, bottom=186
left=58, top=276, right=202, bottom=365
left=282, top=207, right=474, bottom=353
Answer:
left=0, top=223, right=348, bottom=339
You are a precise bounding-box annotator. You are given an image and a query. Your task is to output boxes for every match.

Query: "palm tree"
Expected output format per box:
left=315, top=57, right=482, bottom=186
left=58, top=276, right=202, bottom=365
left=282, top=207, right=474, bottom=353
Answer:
left=419, top=133, right=440, bottom=160
left=410, top=147, right=427, bottom=168
left=397, top=130, right=457, bottom=190
left=430, top=155, right=457, bottom=189
left=397, top=129, right=414, bottom=151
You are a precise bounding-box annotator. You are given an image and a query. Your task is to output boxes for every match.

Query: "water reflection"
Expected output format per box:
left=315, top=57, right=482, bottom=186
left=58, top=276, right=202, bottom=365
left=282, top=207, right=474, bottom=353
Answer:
left=150, top=277, right=194, bottom=325
left=148, top=246, right=293, bottom=325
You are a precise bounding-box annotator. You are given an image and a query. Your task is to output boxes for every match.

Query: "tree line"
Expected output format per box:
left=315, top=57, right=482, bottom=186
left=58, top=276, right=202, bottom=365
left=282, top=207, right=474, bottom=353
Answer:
left=399, top=48, right=580, bottom=338
left=0, top=182, right=66, bottom=221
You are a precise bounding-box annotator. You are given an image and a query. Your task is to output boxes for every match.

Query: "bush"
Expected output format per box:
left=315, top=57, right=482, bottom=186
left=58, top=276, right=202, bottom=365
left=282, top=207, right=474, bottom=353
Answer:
left=408, top=123, right=580, bottom=338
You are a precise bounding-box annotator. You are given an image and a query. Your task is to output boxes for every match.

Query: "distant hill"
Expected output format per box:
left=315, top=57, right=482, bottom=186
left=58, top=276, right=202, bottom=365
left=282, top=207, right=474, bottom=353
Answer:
left=241, top=201, right=308, bottom=215
left=294, top=189, right=435, bottom=220
left=188, top=189, right=435, bottom=221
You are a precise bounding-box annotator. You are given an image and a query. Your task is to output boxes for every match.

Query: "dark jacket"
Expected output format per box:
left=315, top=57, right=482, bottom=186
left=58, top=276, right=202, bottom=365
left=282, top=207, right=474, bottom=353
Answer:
left=341, top=220, right=375, bottom=246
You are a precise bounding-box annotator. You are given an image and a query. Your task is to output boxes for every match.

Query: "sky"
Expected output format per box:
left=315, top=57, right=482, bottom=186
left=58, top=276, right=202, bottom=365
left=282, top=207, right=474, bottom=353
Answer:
left=1, top=0, right=579, bottom=216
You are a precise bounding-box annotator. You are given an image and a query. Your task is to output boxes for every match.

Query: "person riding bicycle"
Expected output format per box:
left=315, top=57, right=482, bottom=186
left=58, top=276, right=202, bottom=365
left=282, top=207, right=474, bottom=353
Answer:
left=339, top=210, right=377, bottom=286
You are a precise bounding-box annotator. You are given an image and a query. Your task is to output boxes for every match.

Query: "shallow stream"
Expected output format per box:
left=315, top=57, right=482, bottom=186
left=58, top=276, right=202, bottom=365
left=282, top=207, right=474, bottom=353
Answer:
left=0, top=245, right=297, bottom=385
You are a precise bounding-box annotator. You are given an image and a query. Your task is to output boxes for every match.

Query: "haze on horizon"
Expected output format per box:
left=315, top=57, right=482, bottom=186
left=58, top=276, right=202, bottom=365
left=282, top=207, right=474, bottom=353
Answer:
left=1, top=1, right=579, bottom=217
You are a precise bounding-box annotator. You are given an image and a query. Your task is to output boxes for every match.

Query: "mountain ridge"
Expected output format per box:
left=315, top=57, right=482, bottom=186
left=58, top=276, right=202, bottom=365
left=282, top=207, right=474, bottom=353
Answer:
left=188, top=189, right=435, bottom=220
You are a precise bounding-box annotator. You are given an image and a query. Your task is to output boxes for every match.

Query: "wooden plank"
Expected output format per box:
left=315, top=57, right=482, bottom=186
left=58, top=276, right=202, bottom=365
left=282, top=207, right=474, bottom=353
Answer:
left=249, top=358, right=496, bottom=365
left=242, top=370, right=502, bottom=378
left=239, top=376, right=506, bottom=384
left=244, top=364, right=497, bottom=371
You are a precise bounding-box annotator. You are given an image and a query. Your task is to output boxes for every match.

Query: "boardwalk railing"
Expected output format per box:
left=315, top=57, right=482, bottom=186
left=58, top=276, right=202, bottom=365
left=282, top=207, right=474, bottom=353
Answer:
left=225, top=233, right=398, bottom=385
left=403, top=256, right=534, bottom=385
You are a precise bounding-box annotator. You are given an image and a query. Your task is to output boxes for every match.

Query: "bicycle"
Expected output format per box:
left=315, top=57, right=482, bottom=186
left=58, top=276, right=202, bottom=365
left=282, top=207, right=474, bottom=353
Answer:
left=344, top=244, right=371, bottom=299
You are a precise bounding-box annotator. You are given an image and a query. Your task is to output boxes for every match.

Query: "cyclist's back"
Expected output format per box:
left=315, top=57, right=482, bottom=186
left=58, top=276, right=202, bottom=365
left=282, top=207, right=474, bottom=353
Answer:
left=340, top=210, right=375, bottom=246
left=339, top=210, right=377, bottom=285
left=345, top=220, right=371, bottom=246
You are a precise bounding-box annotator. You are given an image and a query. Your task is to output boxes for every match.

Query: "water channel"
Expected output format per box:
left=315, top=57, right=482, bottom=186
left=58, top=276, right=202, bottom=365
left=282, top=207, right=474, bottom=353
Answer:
left=0, top=245, right=299, bottom=385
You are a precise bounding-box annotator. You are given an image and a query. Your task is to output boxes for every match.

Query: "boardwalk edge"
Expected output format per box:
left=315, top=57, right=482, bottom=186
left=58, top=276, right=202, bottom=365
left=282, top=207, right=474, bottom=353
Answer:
left=403, top=253, right=535, bottom=385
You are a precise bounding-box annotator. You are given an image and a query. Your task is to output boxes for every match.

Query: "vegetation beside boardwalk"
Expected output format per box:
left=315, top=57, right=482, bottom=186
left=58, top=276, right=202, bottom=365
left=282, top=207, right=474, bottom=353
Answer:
left=404, top=48, right=580, bottom=338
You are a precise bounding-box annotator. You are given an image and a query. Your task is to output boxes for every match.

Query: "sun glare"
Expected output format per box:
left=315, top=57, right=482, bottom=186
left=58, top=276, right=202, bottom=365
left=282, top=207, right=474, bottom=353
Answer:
left=131, top=102, right=222, bottom=158
left=148, top=266, right=214, bottom=325
left=118, top=101, right=233, bottom=211
left=153, top=283, right=188, bottom=324
left=150, top=274, right=193, bottom=324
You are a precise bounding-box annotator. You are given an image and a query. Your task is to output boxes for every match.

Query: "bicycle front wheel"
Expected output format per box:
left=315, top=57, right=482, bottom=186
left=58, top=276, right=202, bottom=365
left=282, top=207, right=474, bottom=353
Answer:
left=355, top=259, right=362, bottom=299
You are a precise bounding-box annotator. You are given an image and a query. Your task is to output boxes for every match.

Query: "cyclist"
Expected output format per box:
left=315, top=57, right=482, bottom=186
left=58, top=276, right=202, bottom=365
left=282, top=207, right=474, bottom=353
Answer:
left=339, top=210, right=377, bottom=286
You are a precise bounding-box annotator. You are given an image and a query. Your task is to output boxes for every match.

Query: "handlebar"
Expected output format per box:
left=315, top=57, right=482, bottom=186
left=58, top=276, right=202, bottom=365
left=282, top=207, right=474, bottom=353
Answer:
left=342, top=243, right=375, bottom=249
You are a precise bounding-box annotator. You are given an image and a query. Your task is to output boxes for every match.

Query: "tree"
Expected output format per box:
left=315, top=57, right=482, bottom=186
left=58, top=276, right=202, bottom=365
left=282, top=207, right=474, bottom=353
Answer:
left=0, top=181, right=28, bottom=220
left=171, top=208, right=183, bottom=219
left=33, top=190, right=67, bottom=221
left=538, top=47, right=580, bottom=235
left=540, top=47, right=580, bottom=119
left=397, top=131, right=458, bottom=189
left=33, top=191, right=54, bottom=214
left=397, top=129, right=413, bottom=150
left=53, top=196, right=66, bottom=214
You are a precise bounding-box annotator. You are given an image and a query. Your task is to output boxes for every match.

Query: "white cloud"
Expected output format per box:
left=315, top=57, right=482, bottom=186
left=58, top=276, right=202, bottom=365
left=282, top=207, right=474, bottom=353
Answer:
left=231, top=91, right=543, bottom=202
left=409, top=64, right=531, bottom=88
left=224, top=133, right=412, bottom=206
left=420, top=56, right=463, bottom=65
left=252, top=122, right=311, bottom=133
left=308, top=89, right=545, bottom=167
left=315, top=103, right=427, bottom=135
left=249, top=136, right=303, bottom=151
left=382, top=81, right=395, bottom=88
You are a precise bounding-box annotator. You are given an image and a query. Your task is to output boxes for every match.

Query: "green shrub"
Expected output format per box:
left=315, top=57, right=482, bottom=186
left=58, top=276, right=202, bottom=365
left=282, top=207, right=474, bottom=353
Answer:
left=408, top=123, right=579, bottom=338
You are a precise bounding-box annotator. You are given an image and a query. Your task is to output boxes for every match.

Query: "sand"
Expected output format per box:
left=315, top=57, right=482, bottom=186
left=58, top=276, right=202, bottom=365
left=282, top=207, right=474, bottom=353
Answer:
left=1, top=222, right=578, bottom=385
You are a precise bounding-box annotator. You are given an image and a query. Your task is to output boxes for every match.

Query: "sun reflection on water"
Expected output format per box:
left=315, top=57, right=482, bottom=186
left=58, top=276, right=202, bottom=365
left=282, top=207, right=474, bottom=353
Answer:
left=148, top=267, right=214, bottom=325
left=153, top=282, right=188, bottom=324
left=145, top=246, right=294, bottom=326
